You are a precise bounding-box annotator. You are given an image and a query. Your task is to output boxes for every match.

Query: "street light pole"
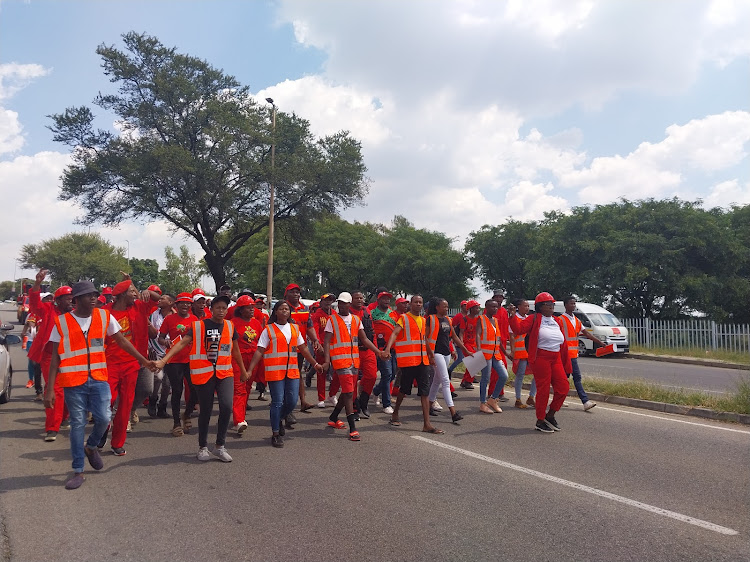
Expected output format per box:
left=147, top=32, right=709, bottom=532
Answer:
left=265, top=98, right=276, bottom=311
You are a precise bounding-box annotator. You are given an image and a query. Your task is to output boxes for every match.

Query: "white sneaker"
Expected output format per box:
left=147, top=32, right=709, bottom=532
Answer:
left=197, top=447, right=211, bottom=461
left=583, top=401, right=597, bottom=411
left=383, top=406, right=394, bottom=415
left=431, top=400, right=443, bottom=411
left=212, top=446, right=233, bottom=462
left=126, top=421, right=132, bottom=432
left=236, top=421, right=248, bottom=434
left=374, top=396, right=381, bottom=406
left=317, top=401, right=326, bottom=408
left=324, top=396, right=338, bottom=407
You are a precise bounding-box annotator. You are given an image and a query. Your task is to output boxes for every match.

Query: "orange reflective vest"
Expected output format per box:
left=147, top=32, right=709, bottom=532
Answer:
left=425, top=314, right=452, bottom=353
left=328, top=313, right=361, bottom=371
left=394, top=313, right=429, bottom=368
left=479, top=315, right=503, bottom=360
left=55, top=309, right=110, bottom=388
left=189, top=320, right=235, bottom=384
left=561, top=314, right=582, bottom=358
left=263, top=323, right=301, bottom=381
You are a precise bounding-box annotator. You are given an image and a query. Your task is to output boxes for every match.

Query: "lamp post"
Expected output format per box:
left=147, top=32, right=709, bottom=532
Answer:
left=265, top=98, right=276, bottom=310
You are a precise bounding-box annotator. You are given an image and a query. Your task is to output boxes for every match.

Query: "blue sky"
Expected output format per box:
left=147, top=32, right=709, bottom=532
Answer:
left=1, top=0, right=748, bottom=295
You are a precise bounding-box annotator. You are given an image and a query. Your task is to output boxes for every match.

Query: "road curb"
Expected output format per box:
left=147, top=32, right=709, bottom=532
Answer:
left=626, top=353, right=749, bottom=371
left=520, top=383, right=750, bottom=426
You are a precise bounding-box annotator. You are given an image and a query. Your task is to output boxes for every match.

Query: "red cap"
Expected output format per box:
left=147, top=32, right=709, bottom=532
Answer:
left=466, top=299, right=481, bottom=309
left=54, top=286, right=72, bottom=298
left=254, top=298, right=265, bottom=305
left=97, top=295, right=106, bottom=304
left=112, top=280, right=133, bottom=296
left=101, top=287, right=113, bottom=295
left=235, top=295, right=254, bottom=307
left=535, top=292, right=555, bottom=304
left=460, top=300, right=468, bottom=306
left=191, top=288, right=205, bottom=297
left=176, top=292, right=192, bottom=303
left=147, top=284, right=162, bottom=294
left=377, top=291, right=393, bottom=299
left=395, top=297, right=409, bottom=304
left=285, top=283, right=300, bottom=293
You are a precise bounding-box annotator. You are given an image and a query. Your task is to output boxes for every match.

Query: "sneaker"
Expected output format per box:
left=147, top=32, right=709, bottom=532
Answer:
left=130, top=411, right=139, bottom=424
left=271, top=435, right=284, bottom=448
left=65, top=473, right=85, bottom=490
left=25, top=380, right=34, bottom=389
left=126, top=421, right=132, bottom=432
left=317, top=401, right=326, bottom=408
left=258, top=392, right=268, bottom=401
left=212, top=446, right=233, bottom=462
left=236, top=420, right=248, bottom=435
left=197, top=447, right=211, bottom=461
left=451, top=411, right=464, bottom=423
left=465, top=382, right=475, bottom=390
left=526, top=396, right=536, bottom=407
left=111, top=446, right=127, bottom=456
left=60, top=419, right=70, bottom=430
left=429, top=407, right=439, bottom=417
left=498, top=395, right=509, bottom=402
left=431, top=401, right=443, bottom=412
left=515, top=399, right=528, bottom=409
left=84, top=445, right=104, bottom=470
left=324, top=396, right=338, bottom=407
left=286, top=412, right=297, bottom=425
left=583, top=401, right=597, bottom=412
left=44, top=431, right=58, bottom=442
left=544, top=414, right=561, bottom=431
left=360, top=407, right=371, bottom=419
left=535, top=420, right=554, bottom=433
left=374, top=396, right=381, bottom=406
left=479, top=403, right=494, bottom=414
left=383, top=406, right=394, bottom=415
left=451, top=392, right=458, bottom=398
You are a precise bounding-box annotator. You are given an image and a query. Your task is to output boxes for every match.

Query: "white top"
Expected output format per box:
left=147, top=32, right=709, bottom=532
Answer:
left=509, top=313, right=527, bottom=336
left=257, top=322, right=306, bottom=349
left=537, top=315, right=564, bottom=351
left=48, top=312, right=122, bottom=343
left=324, top=314, right=352, bottom=334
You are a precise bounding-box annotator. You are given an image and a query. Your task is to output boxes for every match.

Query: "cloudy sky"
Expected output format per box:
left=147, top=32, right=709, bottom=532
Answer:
left=1, top=0, right=748, bottom=294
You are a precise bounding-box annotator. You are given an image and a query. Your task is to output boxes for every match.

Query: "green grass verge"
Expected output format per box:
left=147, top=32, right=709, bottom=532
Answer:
left=630, top=344, right=750, bottom=366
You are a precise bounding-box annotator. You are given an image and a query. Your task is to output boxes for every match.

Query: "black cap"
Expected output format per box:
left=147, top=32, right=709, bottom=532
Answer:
left=219, top=284, right=231, bottom=291
left=210, top=295, right=231, bottom=308
left=71, top=281, right=99, bottom=299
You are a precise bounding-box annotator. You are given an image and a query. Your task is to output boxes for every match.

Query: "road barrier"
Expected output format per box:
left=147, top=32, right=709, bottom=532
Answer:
left=622, top=318, right=750, bottom=355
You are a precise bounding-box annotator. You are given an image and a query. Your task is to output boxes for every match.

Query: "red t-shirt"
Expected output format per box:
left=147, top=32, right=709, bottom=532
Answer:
left=231, top=316, right=263, bottom=355
left=495, top=307, right=509, bottom=346
left=463, top=316, right=479, bottom=351
left=159, top=312, right=199, bottom=363
left=310, top=308, right=332, bottom=343
left=105, top=300, right=158, bottom=367
left=452, top=312, right=466, bottom=334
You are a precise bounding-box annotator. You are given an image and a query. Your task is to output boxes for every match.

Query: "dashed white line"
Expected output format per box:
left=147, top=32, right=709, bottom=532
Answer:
left=591, top=405, right=750, bottom=434
left=412, top=435, right=740, bottom=536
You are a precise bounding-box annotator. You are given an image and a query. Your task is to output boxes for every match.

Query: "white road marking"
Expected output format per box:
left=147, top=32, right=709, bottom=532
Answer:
left=592, top=405, right=750, bottom=434
left=412, top=435, right=740, bottom=536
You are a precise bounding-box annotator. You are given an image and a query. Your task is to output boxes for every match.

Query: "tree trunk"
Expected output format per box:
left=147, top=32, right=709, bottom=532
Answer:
left=204, top=252, right=226, bottom=290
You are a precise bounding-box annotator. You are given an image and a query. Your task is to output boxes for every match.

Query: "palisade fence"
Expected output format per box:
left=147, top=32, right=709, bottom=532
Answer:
left=621, top=318, right=750, bottom=355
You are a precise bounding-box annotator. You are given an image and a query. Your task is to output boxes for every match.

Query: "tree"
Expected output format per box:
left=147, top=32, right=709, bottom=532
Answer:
left=465, top=220, right=539, bottom=300
left=158, top=245, right=203, bottom=295
left=128, top=258, right=160, bottom=290
left=19, top=232, right=126, bottom=286
left=48, top=32, right=368, bottom=288
left=0, top=281, right=15, bottom=301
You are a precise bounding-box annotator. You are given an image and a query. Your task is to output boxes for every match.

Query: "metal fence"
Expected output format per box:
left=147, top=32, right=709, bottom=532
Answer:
left=621, top=318, right=750, bottom=355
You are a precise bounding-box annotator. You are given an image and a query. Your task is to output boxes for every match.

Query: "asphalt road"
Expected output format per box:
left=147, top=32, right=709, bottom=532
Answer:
left=1, top=304, right=749, bottom=561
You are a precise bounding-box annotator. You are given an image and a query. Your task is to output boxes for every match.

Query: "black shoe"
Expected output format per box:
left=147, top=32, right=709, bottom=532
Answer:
left=472, top=377, right=479, bottom=384
left=97, top=425, right=110, bottom=449
left=535, top=420, right=554, bottom=433
left=111, top=446, right=127, bottom=456
left=44, top=431, right=58, bottom=442
left=271, top=435, right=284, bottom=448
left=451, top=392, right=458, bottom=398
left=498, top=395, right=510, bottom=402
left=286, top=413, right=297, bottom=425
left=279, top=423, right=286, bottom=436
left=147, top=399, right=157, bottom=418
left=156, top=405, right=170, bottom=419
left=465, top=382, right=474, bottom=390
left=360, top=407, right=370, bottom=419
left=353, top=413, right=360, bottom=422
left=429, top=407, right=439, bottom=417
left=544, top=414, right=561, bottom=431
left=451, top=411, right=463, bottom=423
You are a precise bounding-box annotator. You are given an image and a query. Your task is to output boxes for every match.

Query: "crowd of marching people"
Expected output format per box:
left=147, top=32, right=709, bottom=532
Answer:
left=22, top=268, right=602, bottom=489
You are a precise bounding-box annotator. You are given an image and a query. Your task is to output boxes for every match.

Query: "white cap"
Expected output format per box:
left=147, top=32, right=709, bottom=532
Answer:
left=337, top=291, right=352, bottom=303
left=193, top=294, right=207, bottom=302
left=39, top=292, right=52, bottom=299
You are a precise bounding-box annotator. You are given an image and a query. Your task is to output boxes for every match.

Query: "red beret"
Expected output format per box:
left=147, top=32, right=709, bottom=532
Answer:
left=112, top=280, right=133, bottom=296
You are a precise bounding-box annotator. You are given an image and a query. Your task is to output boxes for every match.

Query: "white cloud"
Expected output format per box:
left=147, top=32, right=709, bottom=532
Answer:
left=703, top=179, right=750, bottom=208
left=0, top=108, right=23, bottom=154
left=0, top=63, right=50, bottom=101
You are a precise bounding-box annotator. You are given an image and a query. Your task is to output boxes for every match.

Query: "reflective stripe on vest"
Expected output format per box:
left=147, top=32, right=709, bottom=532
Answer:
left=188, top=320, right=234, bottom=383
left=55, top=309, right=109, bottom=387
left=479, top=316, right=502, bottom=360
left=425, top=315, right=440, bottom=352
left=329, top=313, right=361, bottom=371
left=561, top=314, right=581, bottom=358
left=394, top=314, right=428, bottom=368
left=263, top=323, right=300, bottom=380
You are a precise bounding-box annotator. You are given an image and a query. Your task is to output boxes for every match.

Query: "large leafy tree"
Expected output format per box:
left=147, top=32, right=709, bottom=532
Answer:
left=48, top=32, right=368, bottom=287
left=20, top=232, right=126, bottom=286
left=158, top=245, right=203, bottom=295
left=128, top=258, right=160, bottom=290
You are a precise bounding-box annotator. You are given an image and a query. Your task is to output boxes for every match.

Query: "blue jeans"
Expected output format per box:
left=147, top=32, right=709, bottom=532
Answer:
left=513, top=359, right=537, bottom=400
left=373, top=354, right=397, bottom=408
left=64, top=377, right=112, bottom=473
left=570, top=358, right=588, bottom=403
left=268, top=377, right=300, bottom=432
left=447, top=348, right=464, bottom=375
left=480, top=357, right=508, bottom=403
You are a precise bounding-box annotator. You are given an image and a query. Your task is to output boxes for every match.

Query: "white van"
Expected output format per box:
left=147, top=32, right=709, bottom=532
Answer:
left=553, top=301, right=629, bottom=356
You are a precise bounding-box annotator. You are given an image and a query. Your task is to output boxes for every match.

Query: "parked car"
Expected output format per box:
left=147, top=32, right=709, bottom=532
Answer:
left=553, top=301, right=629, bottom=356
left=0, top=324, right=21, bottom=404
left=16, top=296, right=29, bottom=325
